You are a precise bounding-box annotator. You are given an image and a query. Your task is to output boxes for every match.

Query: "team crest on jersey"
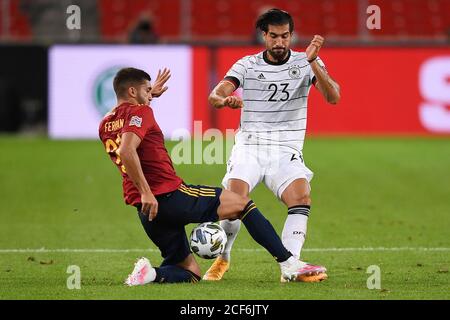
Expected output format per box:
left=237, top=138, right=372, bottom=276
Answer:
left=288, top=65, right=302, bottom=79
left=129, top=116, right=143, bottom=127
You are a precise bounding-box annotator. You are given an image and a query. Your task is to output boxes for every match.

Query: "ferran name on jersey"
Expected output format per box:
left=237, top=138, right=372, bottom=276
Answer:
left=288, top=65, right=302, bottom=79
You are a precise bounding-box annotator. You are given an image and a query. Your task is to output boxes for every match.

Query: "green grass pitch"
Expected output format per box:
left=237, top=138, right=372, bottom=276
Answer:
left=0, top=136, right=449, bottom=299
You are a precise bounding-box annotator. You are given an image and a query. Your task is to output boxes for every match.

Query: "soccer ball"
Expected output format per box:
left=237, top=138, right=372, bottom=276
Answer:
left=189, top=222, right=227, bottom=259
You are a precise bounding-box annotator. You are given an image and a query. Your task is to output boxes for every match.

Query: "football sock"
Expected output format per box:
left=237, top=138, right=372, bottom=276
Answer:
left=279, top=255, right=302, bottom=270
left=281, top=205, right=310, bottom=259
left=219, top=219, right=242, bottom=262
left=154, top=265, right=201, bottom=283
left=240, top=200, right=292, bottom=263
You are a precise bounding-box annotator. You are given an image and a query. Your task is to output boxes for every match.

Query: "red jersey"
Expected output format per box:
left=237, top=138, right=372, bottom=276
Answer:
left=99, top=102, right=182, bottom=206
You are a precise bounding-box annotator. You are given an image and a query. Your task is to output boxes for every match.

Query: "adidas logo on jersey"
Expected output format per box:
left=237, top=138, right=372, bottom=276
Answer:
left=257, top=73, right=266, bottom=79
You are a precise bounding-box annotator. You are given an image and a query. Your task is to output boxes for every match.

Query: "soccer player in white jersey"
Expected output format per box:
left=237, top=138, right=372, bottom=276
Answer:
left=204, top=8, right=341, bottom=282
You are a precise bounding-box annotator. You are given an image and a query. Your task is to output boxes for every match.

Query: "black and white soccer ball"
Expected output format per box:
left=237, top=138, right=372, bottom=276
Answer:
left=189, top=222, right=228, bottom=259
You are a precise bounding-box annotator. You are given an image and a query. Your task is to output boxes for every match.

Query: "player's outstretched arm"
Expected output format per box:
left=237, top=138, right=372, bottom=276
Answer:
left=151, top=68, right=171, bottom=98
left=208, top=80, right=243, bottom=109
left=306, top=35, right=341, bottom=105
left=118, top=132, right=158, bottom=221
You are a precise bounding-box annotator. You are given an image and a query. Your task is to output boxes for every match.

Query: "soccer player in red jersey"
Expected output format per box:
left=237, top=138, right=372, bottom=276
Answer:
left=99, top=67, right=323, bottom=285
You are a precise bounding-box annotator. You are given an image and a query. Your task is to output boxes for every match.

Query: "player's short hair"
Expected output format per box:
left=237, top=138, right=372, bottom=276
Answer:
left=255, top=8, right=294, bottom=33
left=113, top=67, right=151, bottom=98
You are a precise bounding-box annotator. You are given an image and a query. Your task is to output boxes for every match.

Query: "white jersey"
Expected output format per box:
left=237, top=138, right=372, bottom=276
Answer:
left=225, top=50, right=325, bottom=152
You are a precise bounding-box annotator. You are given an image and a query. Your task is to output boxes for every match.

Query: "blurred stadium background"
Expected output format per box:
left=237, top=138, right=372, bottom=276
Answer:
left=0, top=0, right=449, bottom=136
left=0, top=0, right=449, bottom=300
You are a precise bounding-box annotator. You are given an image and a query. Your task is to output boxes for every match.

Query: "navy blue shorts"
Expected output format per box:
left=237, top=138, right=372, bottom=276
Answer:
left=136, top=183, right=222, bottom=266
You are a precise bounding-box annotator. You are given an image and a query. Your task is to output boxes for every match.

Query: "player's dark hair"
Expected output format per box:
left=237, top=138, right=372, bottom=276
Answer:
left=113, top=67, right=151, bottom=98
left=255, top=8, right=294, bottom=33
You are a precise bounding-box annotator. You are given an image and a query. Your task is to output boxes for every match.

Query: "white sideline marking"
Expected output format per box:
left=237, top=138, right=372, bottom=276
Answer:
left=0, top=247, right=449, bottom=253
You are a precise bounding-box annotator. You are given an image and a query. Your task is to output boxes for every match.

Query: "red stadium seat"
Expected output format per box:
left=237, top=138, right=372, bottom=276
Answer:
left=99, top=0, right=180, bottom=41
left=4, top=0, right=449, bottom=42
left=368, top=0, right=449, bottom=37
left=6, top=0, right=32, bottom=40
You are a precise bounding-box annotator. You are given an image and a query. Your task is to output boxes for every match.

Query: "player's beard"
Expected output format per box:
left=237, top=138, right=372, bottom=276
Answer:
left=268, top=47, right=288, bottom=62
left=137, top=94, right=150, bottom=105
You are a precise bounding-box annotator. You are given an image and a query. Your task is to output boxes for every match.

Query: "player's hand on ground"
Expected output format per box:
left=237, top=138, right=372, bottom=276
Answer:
left=141, top=192, right=158, bottom=221
left=223, top=95, right=243, bottom=109
left=151, top=68, right=171, bottom=98
left=306, top=35, right=324, bottom=62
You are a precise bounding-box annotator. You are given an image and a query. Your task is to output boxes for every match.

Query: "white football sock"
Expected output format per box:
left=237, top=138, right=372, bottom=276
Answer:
left=279, top=255, right=298, bottom=269
left=281, top=206, right=310, bottom=259
left=219, top=219, right=242, bottom=262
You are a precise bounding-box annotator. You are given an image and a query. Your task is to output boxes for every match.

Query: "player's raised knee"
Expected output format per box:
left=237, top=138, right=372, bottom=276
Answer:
left=239, top=195, right=251, bottom=211
left=218, top=190, right=251, bottom=220
left=228, top=194, right=251, bottom=219
left=291, top=194, right=311, bottom=206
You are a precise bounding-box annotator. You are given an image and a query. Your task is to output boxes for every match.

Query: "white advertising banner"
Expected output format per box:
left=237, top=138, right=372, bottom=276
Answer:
left=49, top=45, right=192, bottom=139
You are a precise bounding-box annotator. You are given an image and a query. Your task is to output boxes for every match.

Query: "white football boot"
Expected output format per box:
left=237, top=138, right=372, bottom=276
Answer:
left=280, top=257, right=327, bottom=282
left=125, top=257, right=156, bottom=286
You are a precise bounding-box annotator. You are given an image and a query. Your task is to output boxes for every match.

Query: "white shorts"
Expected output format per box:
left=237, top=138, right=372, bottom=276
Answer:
left=222, top=144, right=314, bottom=199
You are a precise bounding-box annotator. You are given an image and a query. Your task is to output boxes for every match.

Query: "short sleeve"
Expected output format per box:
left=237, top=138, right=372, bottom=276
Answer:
left=224, top=58, right=248, bottom=89
left=121, top=106, right=155, bottom=140
left=310, top=56, right=326, bottom=85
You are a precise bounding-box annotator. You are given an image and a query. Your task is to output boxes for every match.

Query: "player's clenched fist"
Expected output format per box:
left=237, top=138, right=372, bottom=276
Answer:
left=141, top=191, right=158, bottom=221
left=306, top=35, right=324, bottom=62
left=223, top=95, right=243, bottom=109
